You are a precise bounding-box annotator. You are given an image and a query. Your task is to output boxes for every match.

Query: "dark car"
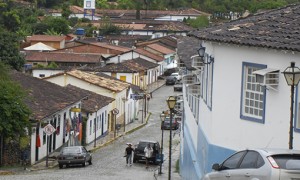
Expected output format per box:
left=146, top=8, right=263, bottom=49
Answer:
left=133, top=140, right=160, bottom=165
left=161, top=116, right=179, bottom=130
left=57, top=146, right=92, bottom=169
left=173, top=81, right=183, bottom=91
left=165, top=76, right=176, bottom=85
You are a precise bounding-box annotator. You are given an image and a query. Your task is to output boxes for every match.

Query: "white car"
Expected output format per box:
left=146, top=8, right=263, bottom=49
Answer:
left=203, top=148, right=300, bottom=180
left=170, top=72, right=181, bottom=81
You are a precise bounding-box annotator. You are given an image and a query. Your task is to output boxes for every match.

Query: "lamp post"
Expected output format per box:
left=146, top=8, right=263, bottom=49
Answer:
left=283, top=62, right=300, bottom=149
left=94, top=105, right=98, bottom=148
left=159, top=113, right=166, bottom=175
left=122, top=97, right=127, bottom=133
left=166, top=96, right=177, bottom=180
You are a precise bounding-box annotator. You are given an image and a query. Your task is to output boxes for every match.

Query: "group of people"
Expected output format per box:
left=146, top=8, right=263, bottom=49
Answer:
left=124, top=143, right=153, bottom=168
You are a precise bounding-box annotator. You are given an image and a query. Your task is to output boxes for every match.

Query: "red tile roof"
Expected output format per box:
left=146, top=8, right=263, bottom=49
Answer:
left=134, top=49, right=164, bottom=62
left=27, top=35, right=66, bottom=42
left=146, top=43, right=175, bottom=55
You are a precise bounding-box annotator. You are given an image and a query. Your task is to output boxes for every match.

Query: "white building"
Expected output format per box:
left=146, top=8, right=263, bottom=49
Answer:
left=179, top=4, right=300, bottom=179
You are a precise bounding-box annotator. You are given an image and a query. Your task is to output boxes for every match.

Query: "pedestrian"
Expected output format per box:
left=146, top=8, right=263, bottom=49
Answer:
left=144, top=143, right=153, bottom=168
left=125, top=143, right=134, bottom=166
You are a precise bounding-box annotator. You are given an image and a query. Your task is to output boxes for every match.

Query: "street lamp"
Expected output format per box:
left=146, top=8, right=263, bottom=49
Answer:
left=159, top=113, right=166, bottom=175
left=166, top=96, right=177, bottom=180
left=94, top=105, right=98, bottom=148
left=283, top=62, right=300, bottom=149
left=122, top=97, right=127, bottom=133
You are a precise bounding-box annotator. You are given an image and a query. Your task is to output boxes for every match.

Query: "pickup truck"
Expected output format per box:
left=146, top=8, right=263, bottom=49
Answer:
left=173, top=82, right=183, bottom=92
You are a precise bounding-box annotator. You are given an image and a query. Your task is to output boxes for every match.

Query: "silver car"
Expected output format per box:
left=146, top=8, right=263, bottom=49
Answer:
left=203, top=148, right=300, bottom=180
left=58, top=146, right=92, bottom=169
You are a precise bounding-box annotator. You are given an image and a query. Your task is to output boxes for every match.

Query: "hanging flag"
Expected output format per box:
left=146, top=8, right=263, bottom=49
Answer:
left=36, top=135, right=41, bottom=147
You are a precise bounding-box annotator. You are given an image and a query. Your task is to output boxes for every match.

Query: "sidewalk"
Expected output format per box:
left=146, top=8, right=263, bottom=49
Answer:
left=30, top=79, right=167, bottom=171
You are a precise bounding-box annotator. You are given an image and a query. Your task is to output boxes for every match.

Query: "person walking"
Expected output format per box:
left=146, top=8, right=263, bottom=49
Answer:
left=144, top=143, right=153, bottom=168
left=125, top=143, right=134, bottom=166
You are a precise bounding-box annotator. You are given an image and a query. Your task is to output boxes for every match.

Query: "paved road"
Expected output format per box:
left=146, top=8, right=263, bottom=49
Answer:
left=1, top=85, right=182, bottom=180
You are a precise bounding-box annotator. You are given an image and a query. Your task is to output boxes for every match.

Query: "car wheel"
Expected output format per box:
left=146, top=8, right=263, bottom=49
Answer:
left=82, top=162, right=86, bottom=167
left=88, top=157, right=92, bottom=165
left=133, top=157, right=137, bottom=163
left=66, top=164, right=69, bottom=168
left=59, top=164, right=63, bottom=169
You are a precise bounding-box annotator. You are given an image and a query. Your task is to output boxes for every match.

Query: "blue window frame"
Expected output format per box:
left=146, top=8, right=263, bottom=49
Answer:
left=240, top=62, right=267, bottom=123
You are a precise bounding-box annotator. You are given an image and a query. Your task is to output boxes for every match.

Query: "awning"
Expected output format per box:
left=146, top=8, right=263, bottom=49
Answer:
left=252, top=68, right=279, bottom=76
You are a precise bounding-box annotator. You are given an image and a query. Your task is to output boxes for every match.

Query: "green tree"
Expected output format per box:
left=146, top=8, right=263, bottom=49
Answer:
left=186, top=15, right=209, bottom=28
left=117, top=0, right=135, bottom=9
left=43, top=16, right=70, bottom=35
left=96, top=0, right=109, bottom=9
left=0, top=30, right=25, bottom=70
left=62, top=2, right=72, bottom=19
left=0, top=62, right=31, bottom=140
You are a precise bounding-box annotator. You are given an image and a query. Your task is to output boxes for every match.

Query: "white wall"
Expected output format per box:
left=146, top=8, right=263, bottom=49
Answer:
left=200, top=42, right=300, bottom=150
left=32, top=69, right=64, bottom=78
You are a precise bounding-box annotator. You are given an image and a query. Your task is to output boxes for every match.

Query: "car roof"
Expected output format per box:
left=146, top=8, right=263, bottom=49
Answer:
left=244, top=148, right=300, bottom=156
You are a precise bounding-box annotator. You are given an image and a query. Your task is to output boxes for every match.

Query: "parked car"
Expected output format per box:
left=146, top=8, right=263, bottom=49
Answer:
left=173, top=81, right=183, bottom=91
left=133, top=140, right=160, bottom=165
left=161, top=116, right=179, bottom=130
left=57, top=146, right=92, bottom=169
left=202, top=148, right=300, bottom=180
left=170, top=72, right=181, bottom=81
left=165, top=76, right=176, bottom=85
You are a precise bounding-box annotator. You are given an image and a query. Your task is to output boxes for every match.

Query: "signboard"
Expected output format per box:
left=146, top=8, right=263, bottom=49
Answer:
left=44, top=124, right=56, bottom=136
left=130, top=94, right=145, bottom=100
left=70, top=107, right=81, bottom=112
left=112, top=108, right=119, bottom=115
left=84, top=0, right=95, bottom=9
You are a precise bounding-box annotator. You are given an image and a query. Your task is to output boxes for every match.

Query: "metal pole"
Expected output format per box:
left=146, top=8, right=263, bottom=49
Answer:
left=123, top=100, right=126, bottom=132
left=289, top=84, right=294, bottom=149
left=168, top=111, right=173, bottom=180
left=159, top=122, right=164, bottom=174
left=94, top=112, right=97, bottom=148
left=114, top=114, right=117, bottom=138
left=144, top=95, right=147, bottom=118
left=46, top=136, right=49, bottom=167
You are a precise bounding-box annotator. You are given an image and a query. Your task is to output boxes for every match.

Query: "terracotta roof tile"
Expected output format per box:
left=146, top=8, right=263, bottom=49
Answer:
left=65, top=85, right=114, bottom=112
left=67, top=70, right=130, bottom=92
left=25, top=51, right=102, bottom=63
left=10, top=71, right=88, bottom=121
left=189, top=4, right=300, bottom=52
left=27, top=35, right=66, bottom=42
left=134, top=48, right=164, bottom=62
left=146, top=43, right=175, bottom=55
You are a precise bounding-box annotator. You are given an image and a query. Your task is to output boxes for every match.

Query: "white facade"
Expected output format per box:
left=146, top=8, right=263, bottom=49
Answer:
left=86, top=104, right=112, bottom=144
left=180, top=41, right=300, bottom=179
left=155, top=15, right=197, bottom=21
left=30, top=102, right=81, bottom=164
left=32, top=69, right=64, bottom=78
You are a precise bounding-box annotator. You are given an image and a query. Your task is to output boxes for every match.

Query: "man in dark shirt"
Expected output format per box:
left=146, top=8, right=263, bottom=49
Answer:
left=125, top=143, right=134, bottom=166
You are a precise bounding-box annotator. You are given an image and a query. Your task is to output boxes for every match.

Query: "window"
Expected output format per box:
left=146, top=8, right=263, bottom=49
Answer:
left=89, top=120, right=92, bottom=135
left=120, top=76, right=126, bottom=82
left=241, top=62, right=266, bottom=123
left=239, top=151, right=261, bottom=169
left=199, top=54, right=213, bottom=110
left=39, top=74, right=45, bottom=78
left=221, top=151, right=246, bottom=170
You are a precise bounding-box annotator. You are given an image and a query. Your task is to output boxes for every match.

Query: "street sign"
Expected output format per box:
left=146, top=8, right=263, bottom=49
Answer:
left=112, top=108, right=119, bottom=115
left=44, top=124, right=56, bottom=136
left=130, top=93, right=145, bottom=100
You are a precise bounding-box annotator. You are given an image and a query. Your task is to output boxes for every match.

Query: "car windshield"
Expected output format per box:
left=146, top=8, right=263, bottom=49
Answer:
left=272, top=154, right=300, bottom=170
left=62, top=147, right=81, bottom=154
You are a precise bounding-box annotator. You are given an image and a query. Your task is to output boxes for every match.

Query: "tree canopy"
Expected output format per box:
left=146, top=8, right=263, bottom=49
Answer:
left=0, top=63, right=31, bottom=140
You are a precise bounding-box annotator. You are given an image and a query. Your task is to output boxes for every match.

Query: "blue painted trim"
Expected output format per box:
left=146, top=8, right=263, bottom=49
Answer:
left=240, top=62, right=267, bottom=124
